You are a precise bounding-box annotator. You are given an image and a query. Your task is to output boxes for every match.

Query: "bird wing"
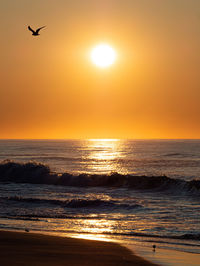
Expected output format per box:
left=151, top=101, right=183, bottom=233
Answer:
left=28, top=26, right=35, bottom=33
left=36, top=26, right=46, bottom=34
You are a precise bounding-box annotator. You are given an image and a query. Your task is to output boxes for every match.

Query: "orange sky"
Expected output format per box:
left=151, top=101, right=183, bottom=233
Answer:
left=1, top=0, right=200, bottom=139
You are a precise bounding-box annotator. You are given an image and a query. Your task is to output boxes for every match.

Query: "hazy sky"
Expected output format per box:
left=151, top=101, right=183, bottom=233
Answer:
left=1, top=0, right=200, bottom=139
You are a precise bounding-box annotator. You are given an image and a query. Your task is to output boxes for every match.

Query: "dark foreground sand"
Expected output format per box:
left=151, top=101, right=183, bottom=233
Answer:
left=0, top=231, right=158, bottom=266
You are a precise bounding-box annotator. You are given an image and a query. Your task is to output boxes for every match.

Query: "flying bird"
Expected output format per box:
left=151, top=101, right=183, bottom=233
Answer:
left=28, top=25, right=46, bottom=36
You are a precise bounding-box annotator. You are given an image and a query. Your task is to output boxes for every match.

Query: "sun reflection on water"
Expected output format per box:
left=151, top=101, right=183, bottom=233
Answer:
left=86, top=139, right=125, bottom=173
left=68, top=218, right=117, bottom=242
left=71, top=233, right=114, bottom=242
left=78, top=219, right=114, bottom=233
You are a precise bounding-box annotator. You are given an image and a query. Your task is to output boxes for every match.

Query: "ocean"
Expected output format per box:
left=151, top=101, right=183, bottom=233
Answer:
left=0, top=139, right=200, bottom=262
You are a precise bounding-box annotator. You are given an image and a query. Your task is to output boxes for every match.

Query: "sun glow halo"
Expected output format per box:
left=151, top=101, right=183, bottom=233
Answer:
left=91, top=44, right=116, bottom=68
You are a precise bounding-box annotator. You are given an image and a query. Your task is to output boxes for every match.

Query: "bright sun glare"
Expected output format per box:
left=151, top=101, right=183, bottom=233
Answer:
left=91, top=44, right=117, bottom=68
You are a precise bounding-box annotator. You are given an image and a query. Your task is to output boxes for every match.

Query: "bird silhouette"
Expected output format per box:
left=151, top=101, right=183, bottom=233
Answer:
left=28, top=26, right=46, bottom=36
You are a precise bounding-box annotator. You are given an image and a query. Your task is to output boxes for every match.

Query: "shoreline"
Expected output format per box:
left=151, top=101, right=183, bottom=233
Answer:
left=130, top=244, right=200, bottom=266
left=1, top=229, right=200, bottom=266
left=0, top=230, right=158, bottom=266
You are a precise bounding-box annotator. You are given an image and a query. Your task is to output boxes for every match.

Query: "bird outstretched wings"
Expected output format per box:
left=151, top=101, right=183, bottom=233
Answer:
left=28, top=25, right=46, bottom=35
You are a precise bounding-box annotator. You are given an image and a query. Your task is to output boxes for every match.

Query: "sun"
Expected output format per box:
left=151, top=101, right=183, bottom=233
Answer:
left=91, top=44, right=117, bottom=68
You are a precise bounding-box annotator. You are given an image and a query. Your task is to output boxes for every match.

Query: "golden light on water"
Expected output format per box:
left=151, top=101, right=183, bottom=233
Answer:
left=89, top=140, right=120, bottom=160
left=72, top=234, right=113, bottom=242
left=80, top=219, right=114, bottom=234
left=87, top=139, right=123, bottom=173
left=90, top=44, right=117, bottom=68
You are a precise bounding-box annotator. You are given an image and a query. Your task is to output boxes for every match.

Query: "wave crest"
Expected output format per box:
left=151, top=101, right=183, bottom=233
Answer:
left=1, top=196, right=141, bottom=209
left=0, top=161, right=200, bottom=194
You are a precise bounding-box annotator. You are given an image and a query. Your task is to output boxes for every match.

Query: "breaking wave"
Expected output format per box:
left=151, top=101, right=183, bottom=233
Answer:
left=1, top=195, right=141, bottom=209
left=0, top=161, right=200, bottom=194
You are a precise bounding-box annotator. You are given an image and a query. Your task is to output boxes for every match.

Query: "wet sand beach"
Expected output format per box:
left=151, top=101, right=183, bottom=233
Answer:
left=0, top=231, right=158, bottom=266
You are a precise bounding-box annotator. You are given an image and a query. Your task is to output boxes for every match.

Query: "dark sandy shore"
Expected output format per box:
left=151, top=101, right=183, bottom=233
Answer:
left=0, top=231, right=158, bottom=266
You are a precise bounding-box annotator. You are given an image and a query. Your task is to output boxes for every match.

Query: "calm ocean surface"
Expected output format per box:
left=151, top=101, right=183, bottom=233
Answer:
left=0, top=139, right=200, bottom=258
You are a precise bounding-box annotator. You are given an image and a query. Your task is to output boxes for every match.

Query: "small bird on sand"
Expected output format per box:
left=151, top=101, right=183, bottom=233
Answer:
left=28, top=25, right=46, bottom=36
left=153, top=244, right=156, bottom=252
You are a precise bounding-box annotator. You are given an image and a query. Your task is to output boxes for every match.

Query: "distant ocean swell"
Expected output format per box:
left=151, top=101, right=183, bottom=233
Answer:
left=0, top=161, right=200, bottom=193
left=1, top=155, right=200, bottom=167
